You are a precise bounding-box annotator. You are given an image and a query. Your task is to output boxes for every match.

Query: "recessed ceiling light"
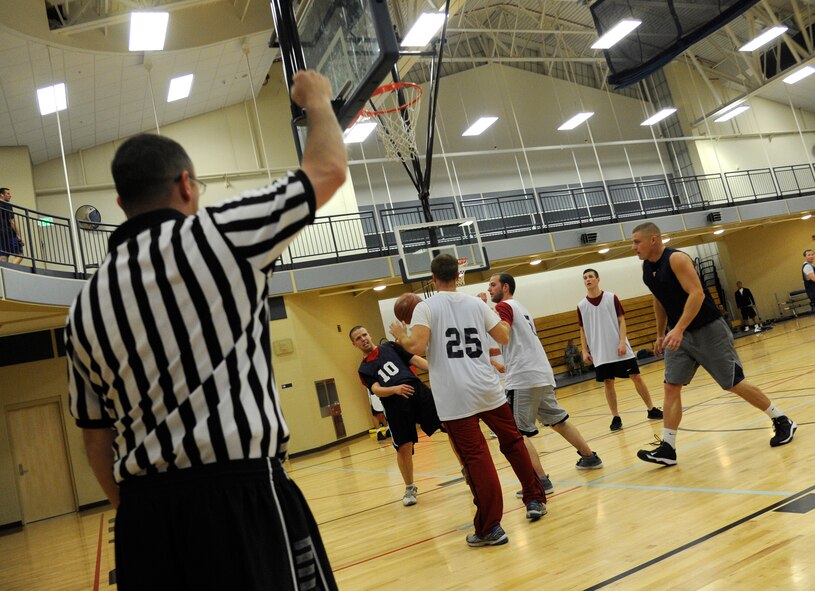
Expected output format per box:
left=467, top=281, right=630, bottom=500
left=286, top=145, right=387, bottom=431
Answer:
left=591, top=19, right=642, bottom=50
left=739, top=26, right=788, bottom=52
left=37, top=83, right=67, bottom=115
left=641, top=108, right=677, bottom=126
left=713, top=229, right=725, bottom=235
left=401, top=12, right=446, bottom=47
left=783, top=66, right=815, bottom=85
left=343, top=120, right=377, bottom=143
left=373, top=285, right=387, bottom=291
left=167, top=74, right=193, bottom=102
left=462, top=117, right=498, bottom=136
left=714, top=106, right=750, bottom=122
left=530, top=259, right=542, bottom=266
left=129, top=12, right=169, bottom=51
left=662, top=237, right=671, bottom=243
left=598, top=248, right=610, bottom=254
left=558, top=112, right=594, bottom=131
left=802, top=214, right=812, bottom=220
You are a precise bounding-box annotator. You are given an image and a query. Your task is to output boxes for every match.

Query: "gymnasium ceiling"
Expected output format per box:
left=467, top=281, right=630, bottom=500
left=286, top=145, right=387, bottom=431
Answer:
left=0, top=0, right=813, bottom=165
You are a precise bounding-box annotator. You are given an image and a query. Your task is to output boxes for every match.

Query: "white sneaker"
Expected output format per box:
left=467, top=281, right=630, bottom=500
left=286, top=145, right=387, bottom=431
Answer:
left=742, top=326, right=750, bottom=332
left=403, top=485, right=418, bottom=506
left=754, top=325, right=761, bottom=333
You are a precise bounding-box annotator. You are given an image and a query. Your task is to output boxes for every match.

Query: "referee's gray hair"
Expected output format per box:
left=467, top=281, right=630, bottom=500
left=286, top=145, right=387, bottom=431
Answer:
left=112, top=134, right=194, bottom=214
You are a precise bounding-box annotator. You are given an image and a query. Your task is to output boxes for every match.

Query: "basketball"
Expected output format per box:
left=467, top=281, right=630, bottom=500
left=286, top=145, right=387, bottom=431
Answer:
left=394, top=293, right=423, bottom=324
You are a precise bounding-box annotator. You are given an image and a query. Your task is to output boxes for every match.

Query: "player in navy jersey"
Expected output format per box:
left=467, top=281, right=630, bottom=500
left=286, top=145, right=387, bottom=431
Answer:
left=631, top=222, right=796, bottom=466
left=351, top=325, right=444, bottom=506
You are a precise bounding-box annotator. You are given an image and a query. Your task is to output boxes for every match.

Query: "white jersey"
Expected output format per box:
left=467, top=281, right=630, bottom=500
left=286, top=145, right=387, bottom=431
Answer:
left=497, top=299, right=555, bottom=390
left=411, top=291, right=505, bottom=420
left=578, top=291, right=634, bottom=367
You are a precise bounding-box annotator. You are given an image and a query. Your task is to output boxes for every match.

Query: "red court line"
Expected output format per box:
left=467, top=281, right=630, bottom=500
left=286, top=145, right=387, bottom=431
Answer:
left=333, top=487, right=579, bottom=571
left=92, top=512, right=105, bottom=591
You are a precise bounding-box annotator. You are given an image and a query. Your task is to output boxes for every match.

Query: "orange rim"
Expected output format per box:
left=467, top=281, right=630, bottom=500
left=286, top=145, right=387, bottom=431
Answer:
left=358, top=82, right=424, bottom=117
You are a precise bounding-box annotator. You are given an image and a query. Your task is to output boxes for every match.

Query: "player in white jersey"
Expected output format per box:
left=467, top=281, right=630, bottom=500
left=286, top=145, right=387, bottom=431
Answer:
left=578, top=268, right=662, bottom=431
left=487, top=273, right=603, bottom=494
left=390, top=254, right=546, bottom=548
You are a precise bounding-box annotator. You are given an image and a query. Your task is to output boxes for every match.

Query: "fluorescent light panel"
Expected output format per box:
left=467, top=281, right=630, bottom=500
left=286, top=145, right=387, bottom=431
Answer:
left=739, top=26, right=787, bottom=52
left=802, top=214, right=812, bottom=220
left=343, top=120, right=377, bottom=143
left=641, top=108, right=677, bottom=126
left=662, top=237, right=671, bottom=243
left=713, top=229, right=725, bottom=235
left=558, top=112, right=594, bottom=130
left=37, top=83, right=67, bottom=115
left=372, top=285, right=387, bottom=291
left=167, top=74, right=194, bottom=102
left=783, top=66, right=815, bottom=85
left=129, top=12, right=169, bottom=51
left=401, top=12, right=446, bottom=47
left=462, top=116, right=498, bottom=136
left=714, top=105, right=750, bottom=122
left=529, top=259, right=542, bottom=266
left=598, top=248, right=610, bottom=254
left=591, top=19, right=642, bottom=49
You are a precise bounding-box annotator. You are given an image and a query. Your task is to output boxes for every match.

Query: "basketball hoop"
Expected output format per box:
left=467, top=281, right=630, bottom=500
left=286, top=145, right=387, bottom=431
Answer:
left=456, top=257, right=468, bottom=287
left=359, top=82, right=423, bottom=163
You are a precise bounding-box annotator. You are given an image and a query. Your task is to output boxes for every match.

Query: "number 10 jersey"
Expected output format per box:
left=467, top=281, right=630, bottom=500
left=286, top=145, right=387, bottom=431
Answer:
left=411, top=291, right=505, bottom=420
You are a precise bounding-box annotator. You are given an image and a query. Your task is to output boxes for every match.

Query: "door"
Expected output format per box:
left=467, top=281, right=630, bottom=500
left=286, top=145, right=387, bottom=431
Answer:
left=7, top=402, right=76, bottom=523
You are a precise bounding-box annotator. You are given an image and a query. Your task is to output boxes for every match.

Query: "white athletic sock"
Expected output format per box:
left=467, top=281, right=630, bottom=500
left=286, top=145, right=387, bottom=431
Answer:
left=764, top=404, right=783, bottom=419
left=662, top=428, right=677, bottom=449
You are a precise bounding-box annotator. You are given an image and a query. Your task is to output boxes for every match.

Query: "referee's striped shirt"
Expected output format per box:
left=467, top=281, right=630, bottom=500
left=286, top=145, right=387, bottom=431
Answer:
left=66, top=170, right=314, bottom=482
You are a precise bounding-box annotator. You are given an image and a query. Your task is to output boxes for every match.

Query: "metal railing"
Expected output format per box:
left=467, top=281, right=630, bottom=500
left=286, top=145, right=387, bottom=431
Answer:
left=0, top=204, right=77, bottom=274
left=6, top=161, right=815, bottom=277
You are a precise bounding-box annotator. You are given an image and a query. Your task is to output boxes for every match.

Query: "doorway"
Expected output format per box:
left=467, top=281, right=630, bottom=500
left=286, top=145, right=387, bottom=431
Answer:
left=7, top=401, right=76, bottom=523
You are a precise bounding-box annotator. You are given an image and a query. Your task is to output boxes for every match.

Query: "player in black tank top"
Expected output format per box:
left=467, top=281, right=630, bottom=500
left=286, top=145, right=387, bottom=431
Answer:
left=631, top=223, right=796, bottom=467
left=642, top=247, right=720, bottom=331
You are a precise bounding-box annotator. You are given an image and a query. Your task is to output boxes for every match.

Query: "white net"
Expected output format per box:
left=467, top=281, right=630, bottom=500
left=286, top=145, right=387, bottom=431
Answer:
left=361, top=83, right=422, bottom=163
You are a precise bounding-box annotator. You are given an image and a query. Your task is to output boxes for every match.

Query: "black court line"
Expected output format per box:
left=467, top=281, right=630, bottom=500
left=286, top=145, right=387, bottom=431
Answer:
left=583, top=483, right=815, bottom=591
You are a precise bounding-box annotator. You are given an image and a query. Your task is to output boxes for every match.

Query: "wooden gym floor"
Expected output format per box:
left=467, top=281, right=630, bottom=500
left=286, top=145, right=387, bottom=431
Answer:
left=2, top=316, right=813, bottom=590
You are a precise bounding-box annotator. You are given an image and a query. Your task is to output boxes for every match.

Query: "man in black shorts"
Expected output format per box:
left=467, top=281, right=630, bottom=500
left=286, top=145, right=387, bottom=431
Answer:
left=734, top=281, right=760, bottom=333
left=631, top=222, right=797, bottom=466
left=351, top=325, right=444, bottom=507
left=578, top=268, right=662, bottom=431
left=0, top=187, right=25, bottom=264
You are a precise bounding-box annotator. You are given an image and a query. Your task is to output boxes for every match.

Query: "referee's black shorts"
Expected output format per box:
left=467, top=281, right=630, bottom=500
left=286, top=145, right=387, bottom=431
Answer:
left=116, top=458, right=337, bottom=591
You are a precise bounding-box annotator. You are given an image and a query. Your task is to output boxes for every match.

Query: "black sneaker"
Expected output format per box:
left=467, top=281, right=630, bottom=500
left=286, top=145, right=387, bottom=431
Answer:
left=466, top=524, right=509, bottom=547
left=770, top=416, right=797, bottom=447
left=515, top=474, right=553, bottom=498
left=525, top=499, right=546, bottom=521
left=637, top=440, right=677, bottom=466
left=575, top=451, right=603, bottom=470
left=609, top=416, right=623, bottom=431
left=647, top=407, right=664, bottom=420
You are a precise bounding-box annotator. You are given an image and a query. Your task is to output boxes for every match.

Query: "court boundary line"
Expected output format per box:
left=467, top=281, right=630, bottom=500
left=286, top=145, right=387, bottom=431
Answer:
left=92, top=512, right=104, bottom=591
left=582, top=482, right=815, bottom=590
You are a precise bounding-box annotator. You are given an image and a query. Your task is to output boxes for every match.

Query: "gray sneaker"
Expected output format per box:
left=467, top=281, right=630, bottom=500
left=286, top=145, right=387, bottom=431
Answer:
left=525, top=499, right=547, bottom=521
left=515, top=474, right=554, bottom=498
left=576, top=451, right=603, bottom=470
left=402, top=484, right=418, bottom=506
left=466, top=524, right=509, bottom=547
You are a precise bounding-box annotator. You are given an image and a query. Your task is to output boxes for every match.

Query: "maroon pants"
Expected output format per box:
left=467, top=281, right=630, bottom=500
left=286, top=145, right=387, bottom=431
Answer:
left=445, top=402, right=546, bottom=536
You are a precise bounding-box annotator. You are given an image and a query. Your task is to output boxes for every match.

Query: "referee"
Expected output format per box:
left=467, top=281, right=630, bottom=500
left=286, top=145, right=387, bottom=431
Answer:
left=66, top=71, right=345, bottom=591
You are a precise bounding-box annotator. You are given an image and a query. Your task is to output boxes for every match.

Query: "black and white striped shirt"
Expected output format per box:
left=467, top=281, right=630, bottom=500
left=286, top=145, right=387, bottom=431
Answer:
left=67, top=170, right=314, bottom=482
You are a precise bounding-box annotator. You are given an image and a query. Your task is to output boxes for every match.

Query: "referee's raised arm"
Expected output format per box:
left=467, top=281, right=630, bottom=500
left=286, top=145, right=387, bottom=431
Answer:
left=292, top=70, right=348, bottom=209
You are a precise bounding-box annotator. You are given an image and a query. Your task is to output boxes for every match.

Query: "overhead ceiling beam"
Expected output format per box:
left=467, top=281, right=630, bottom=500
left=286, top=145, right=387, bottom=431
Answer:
left=52, top=0, right=225, bottom=35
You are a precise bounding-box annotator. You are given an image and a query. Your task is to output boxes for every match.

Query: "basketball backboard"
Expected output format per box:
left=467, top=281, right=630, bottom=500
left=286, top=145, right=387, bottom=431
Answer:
left=270, top=0, right=399, bottom=159
left=395, top=218, right=490, bottom=283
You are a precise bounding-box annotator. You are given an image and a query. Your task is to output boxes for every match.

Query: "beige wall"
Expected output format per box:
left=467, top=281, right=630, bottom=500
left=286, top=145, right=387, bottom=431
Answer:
left=0, top=146, right=36, bottom=211
left=273, top=290, right=388, bottom=453
left=718, top=219, right=815, bottom=320
left=0, top=355, right=98, bottom=525
left=0, top=287, right=389, bottom=524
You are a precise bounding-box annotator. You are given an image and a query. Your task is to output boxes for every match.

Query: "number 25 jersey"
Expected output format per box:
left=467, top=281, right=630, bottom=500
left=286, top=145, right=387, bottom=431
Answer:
left=411, top=292, right=504, bottom=420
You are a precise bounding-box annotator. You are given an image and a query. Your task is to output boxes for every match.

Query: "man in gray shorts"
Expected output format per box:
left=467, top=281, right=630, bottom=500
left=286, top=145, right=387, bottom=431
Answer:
left=631, top=222, right=797, bottom=466
left=487, top=273, right=602, bottom=495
